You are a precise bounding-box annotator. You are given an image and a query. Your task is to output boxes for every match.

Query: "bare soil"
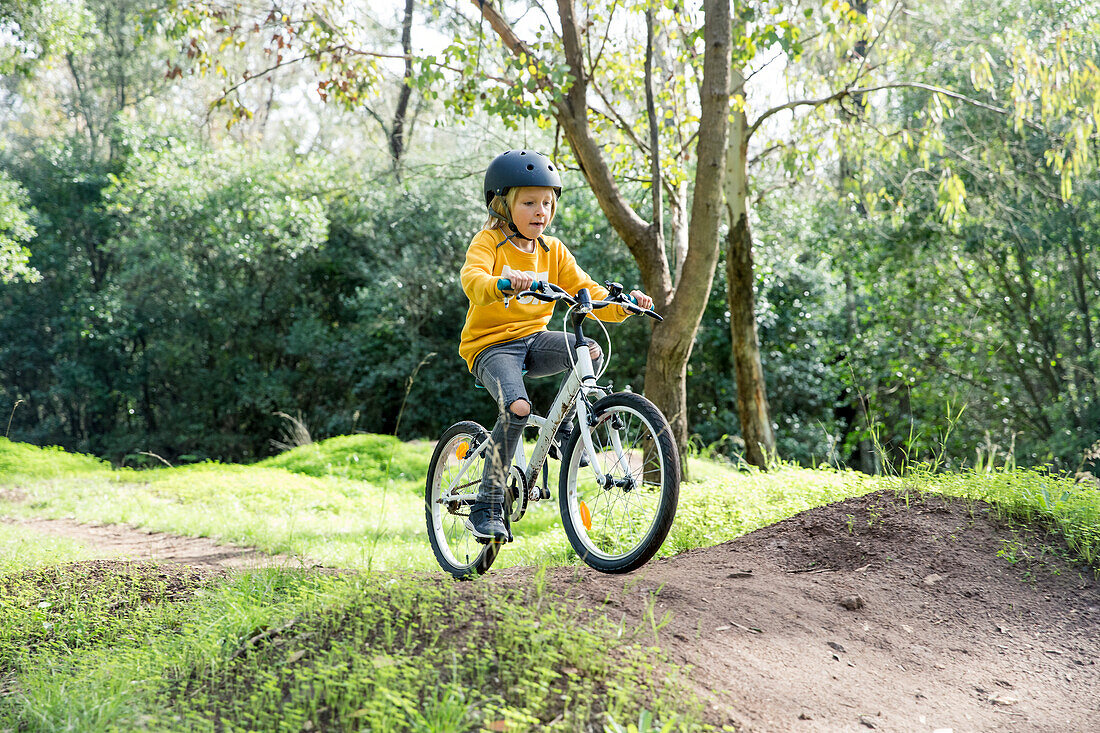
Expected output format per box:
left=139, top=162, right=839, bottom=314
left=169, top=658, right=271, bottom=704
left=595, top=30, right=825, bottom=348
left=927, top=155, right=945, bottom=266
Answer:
left=9, top=490, right=1100, bottom=732
left=5, top=516, right=305, bottom=569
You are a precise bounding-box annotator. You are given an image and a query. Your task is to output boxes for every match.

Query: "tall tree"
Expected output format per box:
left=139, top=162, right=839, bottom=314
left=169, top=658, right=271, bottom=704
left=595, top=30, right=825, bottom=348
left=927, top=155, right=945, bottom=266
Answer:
left=472, top=0, right=731, bottom=474
left=171, top=0, right=734, bottom=471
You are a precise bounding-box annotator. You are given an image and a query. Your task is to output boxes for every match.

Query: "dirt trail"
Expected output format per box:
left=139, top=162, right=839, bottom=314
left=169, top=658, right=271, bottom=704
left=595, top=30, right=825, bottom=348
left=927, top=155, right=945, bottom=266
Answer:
left=6, top=516, right=307, bottom=569
left=7, top=490, right=1099, bottom=732
left=492, top=492, right=1100, bottom=732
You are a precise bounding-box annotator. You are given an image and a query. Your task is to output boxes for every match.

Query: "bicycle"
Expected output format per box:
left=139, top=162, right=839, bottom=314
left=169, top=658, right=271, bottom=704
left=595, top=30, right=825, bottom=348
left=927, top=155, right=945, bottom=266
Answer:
left=425, top=279, right=680, bottom=578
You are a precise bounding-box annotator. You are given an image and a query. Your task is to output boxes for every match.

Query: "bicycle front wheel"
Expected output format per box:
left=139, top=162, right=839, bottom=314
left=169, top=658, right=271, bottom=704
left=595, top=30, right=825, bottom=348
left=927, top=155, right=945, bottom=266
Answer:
left=426, top=421, right=501, bottom=578
left=559, top=393, right=680, bottom=573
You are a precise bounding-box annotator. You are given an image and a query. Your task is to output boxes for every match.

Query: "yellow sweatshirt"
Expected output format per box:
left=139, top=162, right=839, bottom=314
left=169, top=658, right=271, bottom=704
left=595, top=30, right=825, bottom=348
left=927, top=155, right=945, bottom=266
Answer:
left=459, top=228, right=631, bottom=371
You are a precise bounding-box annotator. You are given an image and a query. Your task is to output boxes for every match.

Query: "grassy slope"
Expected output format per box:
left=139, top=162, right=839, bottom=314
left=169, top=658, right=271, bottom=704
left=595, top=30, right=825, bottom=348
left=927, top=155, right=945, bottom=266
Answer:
left=0, top=435, right=884, bottom=572
left=0, top=564, right=702, bottom=732
left=2, top=436, right=1097, bottom=731
left=2, top=434, right=1095, bottom=569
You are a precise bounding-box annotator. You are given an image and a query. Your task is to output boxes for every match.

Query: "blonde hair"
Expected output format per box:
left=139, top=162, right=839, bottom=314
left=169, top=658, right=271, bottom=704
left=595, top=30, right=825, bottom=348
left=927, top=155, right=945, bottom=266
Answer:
left=483, top=186, right=558, bottom=232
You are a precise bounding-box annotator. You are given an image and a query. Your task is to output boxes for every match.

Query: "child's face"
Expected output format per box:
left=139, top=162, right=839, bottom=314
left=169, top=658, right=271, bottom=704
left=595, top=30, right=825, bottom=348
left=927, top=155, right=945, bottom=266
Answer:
left=510, top=186, right=555, bottom=240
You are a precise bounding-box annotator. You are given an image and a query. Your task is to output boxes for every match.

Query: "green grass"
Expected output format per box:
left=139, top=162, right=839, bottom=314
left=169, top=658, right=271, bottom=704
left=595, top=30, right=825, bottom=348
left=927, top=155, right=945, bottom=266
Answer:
left=0, top=437, right=109, bottom=480
left=2, top=436, right=1099, bottom=731
left=0, top=435, right=882, bottom=573
left=256, top=433, right=433, bottom=487
left=0, top=521, right=94, bottom=571
left=4, top=435, right=1098, bottom=573
left=0, top=567, right=707, bottom=732
left=1, top=463, right=429, bottom=571
left=908, top=468, right=1100, bottom=565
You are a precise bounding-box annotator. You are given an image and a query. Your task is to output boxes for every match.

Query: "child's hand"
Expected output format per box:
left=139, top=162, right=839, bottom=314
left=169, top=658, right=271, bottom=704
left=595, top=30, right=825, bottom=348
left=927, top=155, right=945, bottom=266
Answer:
left=630, top=290, right=654, bottom=310
left=500, top=265, right=535, bottom=294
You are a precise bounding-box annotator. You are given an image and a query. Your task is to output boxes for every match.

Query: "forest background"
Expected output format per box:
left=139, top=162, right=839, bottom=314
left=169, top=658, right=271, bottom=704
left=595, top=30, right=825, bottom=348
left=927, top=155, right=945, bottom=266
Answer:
left=1, top=0, right=1097, bottom=475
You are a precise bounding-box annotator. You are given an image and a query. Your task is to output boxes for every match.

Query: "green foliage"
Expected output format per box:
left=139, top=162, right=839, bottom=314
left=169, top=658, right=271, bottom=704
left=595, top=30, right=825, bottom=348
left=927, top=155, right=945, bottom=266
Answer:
left=0, top=0, right=90, bottom=76
left=1, top=0, right=1097, bottom=475
left=919, top=469, right=1100, bottom=566
left=667, top=462, right=878, bottom=553
left=0, top=568, right=706, bottom=731
left=688, top=194, right=850, bottom=465
left=0, top=561, right=221, bottom=681
left=256, top=433, right=431, bottom=486
left=0, top=436, right=108, bottom=480
left=0, top=170, right=39, bottom=283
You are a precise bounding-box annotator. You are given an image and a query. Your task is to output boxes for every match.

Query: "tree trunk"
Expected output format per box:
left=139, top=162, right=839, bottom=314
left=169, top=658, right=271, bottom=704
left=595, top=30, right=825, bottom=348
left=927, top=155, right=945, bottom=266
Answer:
left=669, top=181, right=689, bottom=288
left=642, top=0, right=730, bottom=477
left=390, top=0, right=415, bottom=177
left=724, top=73, right=775, bottom=468
left=476, top=0, right=730, bottom=475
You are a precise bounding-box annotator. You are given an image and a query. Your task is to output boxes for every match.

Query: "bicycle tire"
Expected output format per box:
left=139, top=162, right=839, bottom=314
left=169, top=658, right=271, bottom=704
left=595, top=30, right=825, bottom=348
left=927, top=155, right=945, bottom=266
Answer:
left=426, top=421, right=501, bottom=578
left=558, top=393, right=680, bottom=573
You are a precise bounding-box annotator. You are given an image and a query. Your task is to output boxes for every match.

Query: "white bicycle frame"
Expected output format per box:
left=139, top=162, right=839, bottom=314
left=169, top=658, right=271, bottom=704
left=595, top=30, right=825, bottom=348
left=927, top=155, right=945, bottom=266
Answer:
left=442, top=338, right=621, bottom=506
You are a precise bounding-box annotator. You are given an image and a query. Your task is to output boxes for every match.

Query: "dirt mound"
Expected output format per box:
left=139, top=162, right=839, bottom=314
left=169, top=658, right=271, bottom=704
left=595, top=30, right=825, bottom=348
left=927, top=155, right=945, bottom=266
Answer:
left=1, top=559, right=226, bottom=602
left=493, top=490, right=1100, bottom=732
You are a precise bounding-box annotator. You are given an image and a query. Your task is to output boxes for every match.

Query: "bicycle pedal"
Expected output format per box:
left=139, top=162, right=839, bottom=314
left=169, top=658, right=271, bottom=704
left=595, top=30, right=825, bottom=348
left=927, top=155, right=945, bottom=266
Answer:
left=540, top=486, right=550, bottom=500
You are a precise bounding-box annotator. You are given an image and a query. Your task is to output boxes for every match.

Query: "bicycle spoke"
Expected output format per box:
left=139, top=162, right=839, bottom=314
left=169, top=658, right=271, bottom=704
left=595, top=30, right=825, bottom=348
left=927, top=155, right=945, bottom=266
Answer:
left=427, top=424, right=500, bottom=578
left=562, top=396, right=677, bottom=569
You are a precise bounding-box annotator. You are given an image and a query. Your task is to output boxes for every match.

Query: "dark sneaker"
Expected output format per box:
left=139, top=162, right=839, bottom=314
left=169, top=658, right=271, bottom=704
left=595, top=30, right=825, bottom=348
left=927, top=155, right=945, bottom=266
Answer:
left=466, top=502, right=508, bottom=541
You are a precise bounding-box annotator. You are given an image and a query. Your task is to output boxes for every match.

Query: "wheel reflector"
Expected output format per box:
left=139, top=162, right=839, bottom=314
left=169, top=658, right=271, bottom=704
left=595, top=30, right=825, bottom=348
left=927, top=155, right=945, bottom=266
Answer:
left=456, top=441, right=469, bottom=459
left=579, top=500, right=591, bottom=531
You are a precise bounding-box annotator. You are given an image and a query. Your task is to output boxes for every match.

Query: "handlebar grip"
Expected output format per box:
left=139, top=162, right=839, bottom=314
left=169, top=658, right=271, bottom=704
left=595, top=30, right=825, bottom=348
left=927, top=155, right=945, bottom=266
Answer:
left=497, top=278, right=543, bottom=293
left=622, top=298, right=663, bottom=321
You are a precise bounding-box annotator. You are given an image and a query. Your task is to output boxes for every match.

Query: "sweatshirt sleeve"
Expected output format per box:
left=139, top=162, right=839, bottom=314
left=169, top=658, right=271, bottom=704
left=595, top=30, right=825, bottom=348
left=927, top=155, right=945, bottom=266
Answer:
left=554, top=241, right=631, bottom=322
left=460, top=231, right=505, bottom=306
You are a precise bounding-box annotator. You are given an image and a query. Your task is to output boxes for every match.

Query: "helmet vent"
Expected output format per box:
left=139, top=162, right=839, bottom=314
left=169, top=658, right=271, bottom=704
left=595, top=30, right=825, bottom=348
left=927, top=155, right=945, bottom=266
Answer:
left=526, top=164, right=534, bottom=170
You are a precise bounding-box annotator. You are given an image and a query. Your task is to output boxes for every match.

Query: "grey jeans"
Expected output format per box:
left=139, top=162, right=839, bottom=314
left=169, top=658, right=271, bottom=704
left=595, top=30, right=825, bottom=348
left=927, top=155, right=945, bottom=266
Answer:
left=472, top=331, right=601, bottom=505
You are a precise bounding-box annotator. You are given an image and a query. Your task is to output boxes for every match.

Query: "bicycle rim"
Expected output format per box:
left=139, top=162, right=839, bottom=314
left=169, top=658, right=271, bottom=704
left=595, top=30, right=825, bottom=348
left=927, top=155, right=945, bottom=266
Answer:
left=559, top=394, right=679, bottom=572
left=426, top=422, right=500, bottom=577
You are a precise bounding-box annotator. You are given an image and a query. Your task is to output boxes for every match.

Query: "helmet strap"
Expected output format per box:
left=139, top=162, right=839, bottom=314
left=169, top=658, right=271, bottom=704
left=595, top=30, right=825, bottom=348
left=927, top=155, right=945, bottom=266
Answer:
left=486, top=205, right=509, bottom=224
left=505, top=222, right=531, bottom=241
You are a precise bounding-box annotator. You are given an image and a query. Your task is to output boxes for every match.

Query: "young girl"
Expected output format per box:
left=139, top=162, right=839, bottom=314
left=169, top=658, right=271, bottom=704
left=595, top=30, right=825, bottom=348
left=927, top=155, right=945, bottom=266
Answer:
left=460, top=149, right=653, bottom=540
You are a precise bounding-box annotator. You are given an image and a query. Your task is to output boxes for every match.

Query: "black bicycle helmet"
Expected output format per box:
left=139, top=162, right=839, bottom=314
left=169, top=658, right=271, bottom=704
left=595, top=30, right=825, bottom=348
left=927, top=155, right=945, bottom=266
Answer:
left=483, top=150, right=563, bottom=211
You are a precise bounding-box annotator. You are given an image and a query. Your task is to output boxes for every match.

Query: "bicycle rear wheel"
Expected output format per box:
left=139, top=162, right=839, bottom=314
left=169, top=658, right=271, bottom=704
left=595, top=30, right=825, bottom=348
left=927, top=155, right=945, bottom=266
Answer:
left=426, top=421, right=501, bottom=578
left=559, top=393, right=680, bottom=573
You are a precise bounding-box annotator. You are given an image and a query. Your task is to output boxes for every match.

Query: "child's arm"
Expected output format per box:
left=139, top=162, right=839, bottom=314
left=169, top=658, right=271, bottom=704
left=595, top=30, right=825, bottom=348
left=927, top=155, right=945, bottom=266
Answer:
left=554, top=243, right=634, bottom=322
left=460, top=233, right=507, bottom=306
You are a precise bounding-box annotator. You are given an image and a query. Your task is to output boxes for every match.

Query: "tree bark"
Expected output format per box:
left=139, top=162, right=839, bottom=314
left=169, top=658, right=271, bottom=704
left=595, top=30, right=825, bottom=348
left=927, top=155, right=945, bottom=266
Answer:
left=668, top=181, right=689, bottom=288
left=390, top=0, right=415, bottom=177
left=724, top=67, right=775, bottom=468
left=643, top=0, right=730, bottom=475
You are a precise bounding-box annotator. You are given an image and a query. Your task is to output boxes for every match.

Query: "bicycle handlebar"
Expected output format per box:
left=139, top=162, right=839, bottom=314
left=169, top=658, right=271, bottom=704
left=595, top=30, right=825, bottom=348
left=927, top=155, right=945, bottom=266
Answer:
left=496, top=278, right=663, bottom=321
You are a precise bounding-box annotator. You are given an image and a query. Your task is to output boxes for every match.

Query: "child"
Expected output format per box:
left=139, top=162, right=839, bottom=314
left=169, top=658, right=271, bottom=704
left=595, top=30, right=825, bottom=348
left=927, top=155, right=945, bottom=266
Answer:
left=459, top=149, right=653, bottom=540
